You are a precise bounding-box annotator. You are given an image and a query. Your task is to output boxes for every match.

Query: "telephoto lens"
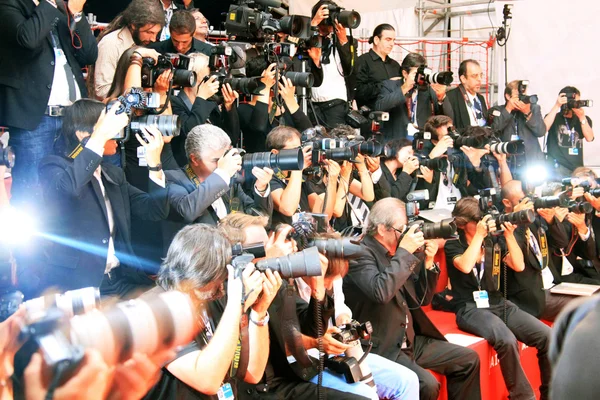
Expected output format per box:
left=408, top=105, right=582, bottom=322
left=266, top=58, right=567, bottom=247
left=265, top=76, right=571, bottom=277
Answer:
left=453, top=135, right=487, bottom=149
left=324, top=147, right=354, bottom=162
left=242, top=148, right=304, bottom=171
left=352, top=141, right=383, bottom=157
left=69, top=290, right=197, bottom=365
left=568, top=201, right=593, bottom=214
left=418, top=219, right=457, bottom=239
left=587, top=188, right=600, bottom=197
left=283, top=71, right=314, bottom=88
left=256, top=246, right=322, bottom=279
left=24, top=287, right=100, bottom=323
left=419, top=156, right=448, bottom=172
left=533, top=196, right=564, bottom=209
left=493, top=209, right=535, bottom=230
left=130, top=115, right=182, bottom=137
left=172, top=69, right=197, bottom=88
left=489, top=140, right=525, bottom=155
left=225, top=77, right=265, bottom=95
left=311, top=238, right=363, bottom=259
left=0, top=145, right=15, bottom=168
left=519, top=94, right=538, bottom=105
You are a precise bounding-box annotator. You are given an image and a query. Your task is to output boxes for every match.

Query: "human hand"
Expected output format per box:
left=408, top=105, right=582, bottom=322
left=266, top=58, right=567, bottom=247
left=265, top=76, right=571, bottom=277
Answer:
left=572, top=107, right=586, bottom=121
left=476, top=215, right=496, bottom=237
left=321, top=326, right=351, bottom=355
left=424, top=240, right=438, bottom=262
left=221, top=83, right=239, bottom=111
left=0, top=307, right=25, bottom=383
left=353, top=153, right=368, bottom=173
left=266, top=225, right=296, bottom=258
left=133, top=48, right=161, bottom=62
left=278, top=77, right=297, bottom=106
left=261, top=63, right=277, bottom=90
left=584, top=192, right=600, bottom=212
left=302, top=146, right=313, bottom=170
left=217, top=149, right=243, bottom=177
left=502, top=221, right=517, bottom=238
left=135, top=125, right=164, bottom=168
left=67, top=0, right=86, bottom=15
left=364, top=156, right=380, bottom=173
left=567, top=212, right=588, bottom=234
left=536, top=208, right=556, bottom=224
left=311, top=4, right=329, bottom=26
left=505, top=96, right=519, bottom=113
left=334, top=19, right=348, bottom=45
left=25, top=350, right=110, bottom=400
left=340, top=160, right=353, bottom=178
left=571, top=185, right=585, bottom=201
left=197, top=75, right=220, bottom=100
left=240, top=264, right=264, bottom=312
left=431, top=135, right=453, bottom=157
left=514, top=100, right=531, bottom=115
left=252, top=269, right=283, bottom=316
left=92, top=104, right=129, bottom=143
left=153, top=70, right=173, bottom=94
left=252, top=167, right=273, bottom=192
left=554, top=207, right=569, bottom=222
left=492, top=151, right=507, bottom=163
left=107, top=350, right=176, bottom=400
left=417, top=166, right=434, bottom=184
left=401, top=68, right=417, bottom=95
left=399, top=224, right=425, bottom=254
left=431, top=83, right=447, bottom=102
left=402, top=156, right=420, bottom=175
left=324, top=159, right=341, bottom=180
left=460, top=146, right=489, bottom=168
left=514, top=197, right=534, bottom=212
left=555, top=93, right=568, bottom=109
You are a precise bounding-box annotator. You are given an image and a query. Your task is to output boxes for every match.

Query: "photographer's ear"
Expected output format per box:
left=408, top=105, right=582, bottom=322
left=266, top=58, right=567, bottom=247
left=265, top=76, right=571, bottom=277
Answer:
left=75, top=130, right=90, bottom=142
left=189, top=153, right=201, bottom=167
left=501, top=197, right=511, bottom=210
left=271, top=149, right=280, bottom=155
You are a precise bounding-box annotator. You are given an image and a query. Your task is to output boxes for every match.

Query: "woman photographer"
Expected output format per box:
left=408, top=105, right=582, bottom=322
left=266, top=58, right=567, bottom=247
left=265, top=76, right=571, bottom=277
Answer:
left=238, top=57, right=312, bottom=153
left=445, top=197, right=552, bottom=400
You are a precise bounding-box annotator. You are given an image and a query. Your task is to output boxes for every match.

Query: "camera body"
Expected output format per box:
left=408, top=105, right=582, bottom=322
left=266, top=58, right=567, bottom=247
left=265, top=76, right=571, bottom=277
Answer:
left=409, top=219, right=458, bottom=240
left=563, top=92, right=593, bottom=111
left=415, top=65, right=454, bottom=87
left=323, top=5, right=361, bottom=29
left=141, top=54, right=197, bottom=89
left=517, top=80, right=538, bottom=105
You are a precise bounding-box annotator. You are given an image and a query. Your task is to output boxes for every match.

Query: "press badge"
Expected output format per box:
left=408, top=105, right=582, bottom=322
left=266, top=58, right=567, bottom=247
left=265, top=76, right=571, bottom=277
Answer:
left=137, top=146, right=147, bottom=167
left=568, top=147, right=579, bottom=156
left=446, top=196, right=458, bottom=205
left=217, top=383, right=234, bottom=400
left=473, top=290, right=490, bottom=308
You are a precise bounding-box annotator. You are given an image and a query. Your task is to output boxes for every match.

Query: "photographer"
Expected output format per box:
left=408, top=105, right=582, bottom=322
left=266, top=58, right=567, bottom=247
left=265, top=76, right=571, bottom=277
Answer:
left=166, top=124, right=273, bottom=229
left=35, top=100, right=169, bottom=297
left=94, top=0, right=165, bottom=99
left=170, top=53, right=240, bottom=166
left=544, top=86, right=594, bottom=177
left=488, top=80, right=546, bottom=164
left=344, top=198, right=481, bottom=400
left=0, top=0, right=98, bottom=208
left=266, top=126, right=338, bottom=226
left=148, top=10, right=212, bottom=57
left=218, top=214, right=410, bottom=399
left=374, top=53, right=446, bottom=139
left=144, top=223, right=279, bottom=399
left=374, top=139, right=428, bottom=203
left=355, top=24, right=402, bottom=115
left=442, top=60, right=488, bottom=129
left=307, top=1, right=358, bottom=129
left=190, top=9, right=211, bottom=43
left=500, top=180, right=574, bottom=320
left=446, top=197, right=552, bottom=400
left=239, top=58, right=312, bottom=153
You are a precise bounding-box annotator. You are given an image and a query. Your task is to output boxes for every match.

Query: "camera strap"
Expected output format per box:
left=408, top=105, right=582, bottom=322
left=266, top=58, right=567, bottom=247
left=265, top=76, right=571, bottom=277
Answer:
left=230, top=313, right=250, bottom=380
left=184, top=164, right=201, bottom=187
left=484, top=237, right=502, bottom=291
left=282, top=283, right=314, bottom=369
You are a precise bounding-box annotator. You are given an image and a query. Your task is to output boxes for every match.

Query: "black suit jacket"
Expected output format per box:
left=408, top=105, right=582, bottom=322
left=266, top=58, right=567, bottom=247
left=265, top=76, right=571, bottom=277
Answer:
left=375, top=79, right=442, bottom=139
left=442, top=85, right=488, bottom=131
left=548, top=221, right=600, bottom=284
left=0, top=0, right=98, bottom=130
left=343, top=236, right=445, bottom=362
left=507, top=217, right=569, bottom=318
left=374, top=163, right=414, bottom=203
left=34, top=148, right=169, bottom=295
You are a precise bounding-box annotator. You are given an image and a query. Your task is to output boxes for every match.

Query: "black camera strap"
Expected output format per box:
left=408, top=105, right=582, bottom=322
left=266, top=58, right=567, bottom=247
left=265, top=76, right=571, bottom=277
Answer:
left=281, top=283, right=314, bottom=370
left=484, top=237, right=502, bottom=291
left=230, top=313, right=250, bottom=380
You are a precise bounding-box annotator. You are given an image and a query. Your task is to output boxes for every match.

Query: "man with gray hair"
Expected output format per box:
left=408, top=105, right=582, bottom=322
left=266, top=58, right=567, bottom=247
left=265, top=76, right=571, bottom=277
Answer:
left=344, top=198, right=481, bottom=400
left=165, top=124, right=273, bottom=230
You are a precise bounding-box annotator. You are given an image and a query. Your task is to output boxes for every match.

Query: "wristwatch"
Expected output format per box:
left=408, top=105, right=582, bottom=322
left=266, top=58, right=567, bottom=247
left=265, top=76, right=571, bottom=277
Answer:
left=72, top=11, right=83, bottom=23
left=581, top=118, right=588, bottom=125
left=147, top=163, right=163, bottom=171
left=250, top=310, right=270, bottom=326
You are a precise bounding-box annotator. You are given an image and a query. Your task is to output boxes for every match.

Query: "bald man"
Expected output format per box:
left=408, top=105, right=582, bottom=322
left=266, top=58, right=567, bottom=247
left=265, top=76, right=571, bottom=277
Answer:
left=500, top=180, right=574, bottom=320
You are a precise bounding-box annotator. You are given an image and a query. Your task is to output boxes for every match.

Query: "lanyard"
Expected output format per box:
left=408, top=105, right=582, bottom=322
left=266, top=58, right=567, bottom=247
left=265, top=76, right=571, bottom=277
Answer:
left=564, top=117, right=578, bottom=146
left=474, top=253, right=485, bottom=290
left=184, top=164, right=201, bottom=187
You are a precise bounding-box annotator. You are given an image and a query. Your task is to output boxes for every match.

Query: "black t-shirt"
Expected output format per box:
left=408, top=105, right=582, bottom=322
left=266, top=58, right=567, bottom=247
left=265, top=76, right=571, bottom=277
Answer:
left=444, top=237, right=507, bottom=310
left=547, top=113, right=592, bottom=172
left=269, top=175, right=324, bottom=226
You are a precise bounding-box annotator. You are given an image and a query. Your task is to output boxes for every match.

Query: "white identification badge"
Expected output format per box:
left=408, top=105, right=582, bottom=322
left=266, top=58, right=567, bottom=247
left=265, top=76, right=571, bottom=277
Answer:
left=541, top=267, right=555, bottom=289
left=407, top=123, right=420, bottom=137
left=568, top=147, right=579, bottom=156
left=473, top=290, right=490, bottom=308
left=217, top=383, right=234, bottom=400
left=137, top=146, right=147, bottom=167
left=561, top=256, right=575, bottom=276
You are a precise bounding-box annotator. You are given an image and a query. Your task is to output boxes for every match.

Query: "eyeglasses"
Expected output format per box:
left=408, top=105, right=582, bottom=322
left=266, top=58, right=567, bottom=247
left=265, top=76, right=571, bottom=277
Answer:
left=392, top=226, right=406, bottom=236
left=468, top=73, right=484, bottom=80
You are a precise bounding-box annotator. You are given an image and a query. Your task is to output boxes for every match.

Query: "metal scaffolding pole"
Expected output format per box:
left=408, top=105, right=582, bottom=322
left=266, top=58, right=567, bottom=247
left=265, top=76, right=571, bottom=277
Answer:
left=419, top=0, right=494, bottom=11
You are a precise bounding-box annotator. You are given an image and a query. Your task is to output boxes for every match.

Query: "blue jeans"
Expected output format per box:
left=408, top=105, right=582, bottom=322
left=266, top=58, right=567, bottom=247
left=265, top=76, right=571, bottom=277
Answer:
left=8, top=116, right=63, bottom=208
left=310, top=353, right=420, bottom=400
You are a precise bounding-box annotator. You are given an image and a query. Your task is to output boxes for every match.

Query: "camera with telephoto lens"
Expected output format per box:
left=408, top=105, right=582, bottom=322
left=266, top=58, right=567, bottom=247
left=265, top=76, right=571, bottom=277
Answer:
left=141, top=54, right=197, bottom=88
left=231, top=243, right=323, bottom=279
left=567, top=201, right=593, bottom=214
left=225, top=0, right=312, bottom=41
left=19, top=290, right=198, bottom=377
left=448, top=127, right=488, bottom=149
left=108, top=88, right=182, bottom=140
left=517, top=80, right=538, bottom=105
left=0, top=143, right=15, bottom=168
left=231, top=147, right=304, bottom=171
left=417, top=154, right=448, bottom=172
left=327, top=320, right=375, bottom=389
left=284, top=212, right=329, bottom=250
left=561, top=178, right=600, bottom=198
left=409, top=219, right=458, bottom=239
left=415, top=65, right=453, bottom=87
left=564, top=93, right=593, bottom=110
left=323, top=4, right=361, bottom=29
left=533, top=195, right=569, bottom=209
left=492, top=209, right=536, bottom=231
left=23, top=287, right=100, bottom=324
left=488, top=139, right=525, bottom=155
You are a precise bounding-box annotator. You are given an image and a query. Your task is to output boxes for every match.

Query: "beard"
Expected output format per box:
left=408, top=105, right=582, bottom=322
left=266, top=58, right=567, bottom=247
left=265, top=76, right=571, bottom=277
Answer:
left=131, top=27, right=153, bottom=46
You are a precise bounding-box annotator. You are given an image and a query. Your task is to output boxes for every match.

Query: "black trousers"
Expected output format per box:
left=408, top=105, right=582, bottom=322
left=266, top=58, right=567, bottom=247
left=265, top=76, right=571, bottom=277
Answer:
left=395, top=335, right=481, bottom=400
left=237, top=378, right=370, bottom=400
left=310, top=99, right=348, bottom=130
left=540, top=290, right=575, bottom=322
left=456, top=301, right=551, bottom=400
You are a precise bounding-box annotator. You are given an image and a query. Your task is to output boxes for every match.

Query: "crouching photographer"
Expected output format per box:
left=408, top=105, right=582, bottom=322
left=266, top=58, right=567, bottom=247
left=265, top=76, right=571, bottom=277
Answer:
left=446, top=197, right=552, bottom=400
left=32, top=100, right=169, bottom=300
left=144, top=223, right=280, bottom=399
left=344, top=198, right=481, bottom=400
